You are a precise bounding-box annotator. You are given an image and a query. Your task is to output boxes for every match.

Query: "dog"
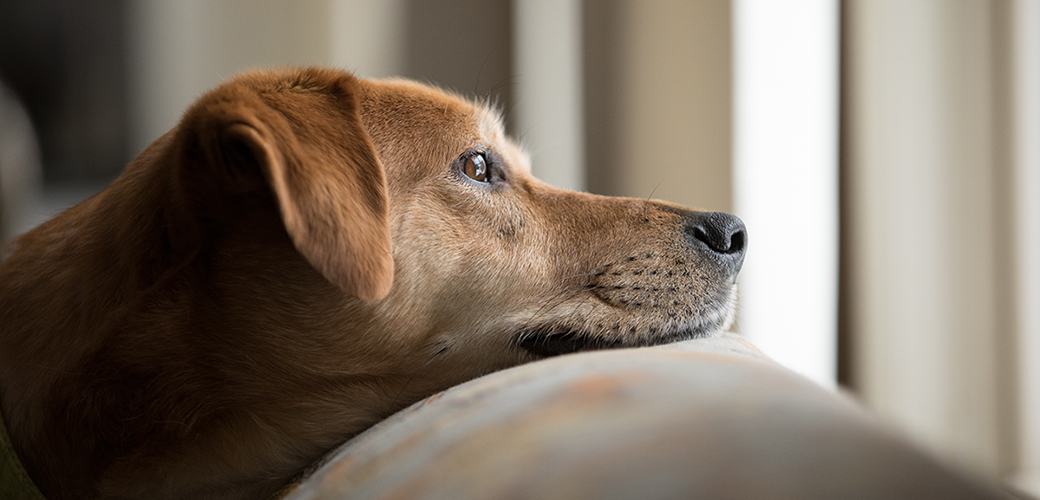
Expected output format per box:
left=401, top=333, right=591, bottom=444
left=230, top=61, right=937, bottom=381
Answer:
left=0, top=67, right=746, bottom=499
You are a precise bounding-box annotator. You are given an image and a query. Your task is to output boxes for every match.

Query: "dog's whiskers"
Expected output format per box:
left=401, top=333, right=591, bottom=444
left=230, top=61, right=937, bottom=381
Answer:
left=473, top=43, right=509, bottom=99
left=520, top=283, right=622, bottom=339
left=538, top=280, right=601, bottom=310
left=484, top=76, right=519, bottom=108
left=550, top=262, right=613, bottom=287
left=522, top=261, right=621, bottom=331
left=564, top=286, right=604, bottom=320
left=389, top=344, right=451, bottom=411
left=642, top=180, right=665, bottom=220
left=524, top=283, right=597, bottom=327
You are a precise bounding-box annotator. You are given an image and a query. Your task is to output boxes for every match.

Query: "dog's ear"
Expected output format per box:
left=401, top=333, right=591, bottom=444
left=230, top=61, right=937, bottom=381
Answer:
left=175, top=72, right=393, bottom=301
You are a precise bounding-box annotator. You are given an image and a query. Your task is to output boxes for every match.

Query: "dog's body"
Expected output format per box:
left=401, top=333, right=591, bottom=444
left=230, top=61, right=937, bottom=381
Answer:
left=0, top=68, right=745, bottom=499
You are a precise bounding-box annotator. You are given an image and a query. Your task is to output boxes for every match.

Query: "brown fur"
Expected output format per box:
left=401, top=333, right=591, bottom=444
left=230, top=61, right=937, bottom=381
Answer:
left=0, top=68, right=744, bottom=499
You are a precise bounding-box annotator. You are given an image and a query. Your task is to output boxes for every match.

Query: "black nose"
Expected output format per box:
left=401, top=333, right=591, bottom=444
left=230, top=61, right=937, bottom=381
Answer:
left=689, top=212, right=746, bottom=273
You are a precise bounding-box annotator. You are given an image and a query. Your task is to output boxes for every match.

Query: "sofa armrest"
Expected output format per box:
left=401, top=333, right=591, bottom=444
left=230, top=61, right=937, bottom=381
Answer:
left=287, top=334, right=1009, bottom=500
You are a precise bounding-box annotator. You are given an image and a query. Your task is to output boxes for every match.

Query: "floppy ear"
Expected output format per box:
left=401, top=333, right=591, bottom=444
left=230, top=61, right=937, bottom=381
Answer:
left=174, top=72, right=393, bottom=301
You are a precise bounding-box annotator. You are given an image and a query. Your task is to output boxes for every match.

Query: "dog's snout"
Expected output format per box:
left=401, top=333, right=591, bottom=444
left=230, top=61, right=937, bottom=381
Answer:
left=688, top=212, right=746, bottom=272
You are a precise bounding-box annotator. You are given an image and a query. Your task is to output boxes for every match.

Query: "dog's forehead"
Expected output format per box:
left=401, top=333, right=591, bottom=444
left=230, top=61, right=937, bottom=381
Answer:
left=357, top=78, right=510, bottom=158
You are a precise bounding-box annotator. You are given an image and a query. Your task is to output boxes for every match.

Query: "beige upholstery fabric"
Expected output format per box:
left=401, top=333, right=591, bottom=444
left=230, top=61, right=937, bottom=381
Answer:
left=288, top=334, right=1009, bottom=500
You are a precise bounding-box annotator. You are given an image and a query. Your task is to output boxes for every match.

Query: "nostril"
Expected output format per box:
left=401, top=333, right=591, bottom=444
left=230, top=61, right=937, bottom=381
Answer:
left=728, top=229, right=746, bottom=254
left=692, top=226, right=716, bottom=250
left=691, top=212, right=746, bottom=255
left=693, top=225, right=735, bottom=254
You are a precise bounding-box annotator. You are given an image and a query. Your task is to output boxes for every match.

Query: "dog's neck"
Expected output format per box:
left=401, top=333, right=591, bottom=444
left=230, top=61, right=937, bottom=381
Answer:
left=0, top=135, right=193, bottom=495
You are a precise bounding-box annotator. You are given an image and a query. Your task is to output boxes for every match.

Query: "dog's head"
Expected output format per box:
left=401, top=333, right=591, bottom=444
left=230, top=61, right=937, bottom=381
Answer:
left=0, top=67, right=746, bottom=498
left=170, top=67, right=745, bottom=405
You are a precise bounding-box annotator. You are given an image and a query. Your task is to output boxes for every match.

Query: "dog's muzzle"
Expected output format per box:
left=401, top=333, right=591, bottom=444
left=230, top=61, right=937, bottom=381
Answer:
left=517, top=209, right=747, bottom=358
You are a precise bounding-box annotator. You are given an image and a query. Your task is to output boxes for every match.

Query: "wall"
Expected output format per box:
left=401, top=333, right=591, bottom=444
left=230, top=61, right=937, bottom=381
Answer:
left=584, top=0, right=732, bottom=212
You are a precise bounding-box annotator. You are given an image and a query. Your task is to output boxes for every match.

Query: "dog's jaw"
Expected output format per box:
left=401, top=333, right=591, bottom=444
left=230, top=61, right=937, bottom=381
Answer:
left=514, top=320, right=723, bottom=358
left=513, top=288, right=737, bottom=358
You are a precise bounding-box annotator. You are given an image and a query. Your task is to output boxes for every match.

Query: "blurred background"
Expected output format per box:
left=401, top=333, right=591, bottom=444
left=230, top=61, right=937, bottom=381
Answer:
left=0, top=0, right=1036, bottom=494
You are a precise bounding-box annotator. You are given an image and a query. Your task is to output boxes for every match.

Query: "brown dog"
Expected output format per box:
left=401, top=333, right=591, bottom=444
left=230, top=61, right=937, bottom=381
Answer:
left=0, top=67, right=745, bottom=499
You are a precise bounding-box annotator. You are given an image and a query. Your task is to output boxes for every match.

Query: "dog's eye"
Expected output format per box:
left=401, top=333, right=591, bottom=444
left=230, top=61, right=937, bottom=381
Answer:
left=463, top=153, right=489, bottom=183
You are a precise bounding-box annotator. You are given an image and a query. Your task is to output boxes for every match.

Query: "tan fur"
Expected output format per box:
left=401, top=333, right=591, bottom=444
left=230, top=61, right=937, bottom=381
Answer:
left=0, top=68, right=744, bottom=499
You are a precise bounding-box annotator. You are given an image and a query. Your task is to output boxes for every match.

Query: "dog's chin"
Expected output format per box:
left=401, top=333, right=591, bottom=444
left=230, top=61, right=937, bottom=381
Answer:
left=515, top=320, right=722, bottom=358
left=517, top=286, right=739, bottom=358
